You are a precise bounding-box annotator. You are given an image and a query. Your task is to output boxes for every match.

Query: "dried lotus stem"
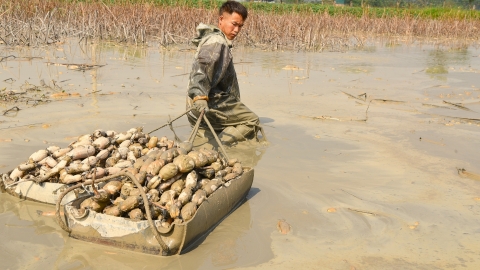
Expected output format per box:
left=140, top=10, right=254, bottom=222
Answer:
left=91, top=167, right=98, bottom=195
left=151, top=201, right=167, bottom=210
left=0, top=175, right=5, bottom=193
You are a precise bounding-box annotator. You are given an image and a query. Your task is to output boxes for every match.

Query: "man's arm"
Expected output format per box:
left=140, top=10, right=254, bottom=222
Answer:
left=188, top=37, right=230, bottom=100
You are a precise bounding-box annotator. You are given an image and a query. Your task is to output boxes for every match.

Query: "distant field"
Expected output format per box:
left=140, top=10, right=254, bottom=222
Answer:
left=87, top=0, right=480, bottom=20
left=1, top=0, right=479, bottom=49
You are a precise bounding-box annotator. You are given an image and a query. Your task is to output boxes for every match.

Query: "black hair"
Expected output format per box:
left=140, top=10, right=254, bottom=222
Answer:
left=219, top=1, right=248, bottom=20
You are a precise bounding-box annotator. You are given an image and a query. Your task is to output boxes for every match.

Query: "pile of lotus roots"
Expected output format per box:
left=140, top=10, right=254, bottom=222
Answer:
left=2, top=127, right=245, bottom=226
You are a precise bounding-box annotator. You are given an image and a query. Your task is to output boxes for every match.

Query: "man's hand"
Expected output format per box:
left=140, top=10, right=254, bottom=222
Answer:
left=192, top=100, right=208, bottom=116
left=192, top=99, right=228, bottom=121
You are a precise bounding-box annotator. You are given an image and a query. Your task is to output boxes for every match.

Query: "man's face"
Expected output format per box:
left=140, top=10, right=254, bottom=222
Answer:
left=218, top=12, right=245, bottom=40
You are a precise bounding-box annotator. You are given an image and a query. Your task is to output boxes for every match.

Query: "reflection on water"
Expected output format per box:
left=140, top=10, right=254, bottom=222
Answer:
left=226, top=140, right=269, bottom=168
left=0, top=193, right=65, bottom=270
left=339, top=63, right=374, bottom=74
left=426, top=47, right=472, bottom=80
left=51, top=195, right=266, bottom=269
left=0, top=187, right=267, bottom=270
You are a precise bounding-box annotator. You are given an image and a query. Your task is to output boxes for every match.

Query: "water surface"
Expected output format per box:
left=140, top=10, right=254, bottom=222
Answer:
left=1, top=40, right=480, bottom=269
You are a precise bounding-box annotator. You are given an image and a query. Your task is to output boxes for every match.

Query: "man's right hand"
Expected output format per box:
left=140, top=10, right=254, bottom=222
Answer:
left=192, top=99, right=208, bottom=117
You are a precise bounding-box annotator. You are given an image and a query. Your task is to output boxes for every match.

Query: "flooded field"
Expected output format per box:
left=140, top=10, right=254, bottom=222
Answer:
left=1, top=40, right=480, bottom=269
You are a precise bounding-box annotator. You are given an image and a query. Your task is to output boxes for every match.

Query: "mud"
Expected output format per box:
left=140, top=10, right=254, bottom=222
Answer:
left=1, top=40, right=480, bottom=269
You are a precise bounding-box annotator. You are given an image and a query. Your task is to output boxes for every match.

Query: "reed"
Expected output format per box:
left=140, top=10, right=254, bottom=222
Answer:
left=0, top=0, right=479, bottom=50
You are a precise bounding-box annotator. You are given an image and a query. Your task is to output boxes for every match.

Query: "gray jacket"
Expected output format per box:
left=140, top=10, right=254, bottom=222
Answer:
left=187, top=23, right=240, bottom=110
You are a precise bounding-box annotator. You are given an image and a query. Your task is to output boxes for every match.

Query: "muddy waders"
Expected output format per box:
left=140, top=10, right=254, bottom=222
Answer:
left=188, top=98, right=259, bottom=145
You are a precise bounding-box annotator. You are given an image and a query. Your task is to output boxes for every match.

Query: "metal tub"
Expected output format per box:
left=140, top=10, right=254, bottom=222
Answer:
left=63, top=168, right=254, bottom=255
left=1, top=175, right=85, bottom=205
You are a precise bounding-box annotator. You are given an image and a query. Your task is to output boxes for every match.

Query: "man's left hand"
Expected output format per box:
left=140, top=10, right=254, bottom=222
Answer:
left=192, top=99, right=208, bottom=116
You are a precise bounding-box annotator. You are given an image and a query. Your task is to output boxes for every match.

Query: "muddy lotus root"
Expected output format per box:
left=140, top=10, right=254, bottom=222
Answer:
left=1, top=127, right=245, bottom=225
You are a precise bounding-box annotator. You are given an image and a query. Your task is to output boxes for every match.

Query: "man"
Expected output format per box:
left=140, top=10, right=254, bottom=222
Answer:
left=186, top=1, right=259, bottom=145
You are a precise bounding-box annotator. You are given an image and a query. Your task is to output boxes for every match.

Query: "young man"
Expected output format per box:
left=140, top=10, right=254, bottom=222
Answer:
left=186, top=1, right=259, bottom=145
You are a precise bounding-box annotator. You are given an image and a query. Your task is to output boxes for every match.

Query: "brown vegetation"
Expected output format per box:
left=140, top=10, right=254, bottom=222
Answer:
left=0, top=0, right=479, bottom=50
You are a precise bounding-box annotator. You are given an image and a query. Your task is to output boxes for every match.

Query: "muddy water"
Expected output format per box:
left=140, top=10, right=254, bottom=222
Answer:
left=1, top=40, right=480, bottom=269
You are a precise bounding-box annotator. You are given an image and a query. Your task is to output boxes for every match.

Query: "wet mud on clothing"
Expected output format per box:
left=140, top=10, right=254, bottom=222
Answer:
left=186, top=23, right=259, bottom=132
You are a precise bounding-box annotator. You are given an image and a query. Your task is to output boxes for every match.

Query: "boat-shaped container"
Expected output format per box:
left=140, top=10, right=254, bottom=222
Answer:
left=63, top=168, right=254, bottom=255
left=1, top=175, right=86, bottom=205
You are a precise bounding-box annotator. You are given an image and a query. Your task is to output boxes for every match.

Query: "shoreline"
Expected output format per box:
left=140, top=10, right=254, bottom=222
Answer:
left=1, top=0, right=479, bottom=49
